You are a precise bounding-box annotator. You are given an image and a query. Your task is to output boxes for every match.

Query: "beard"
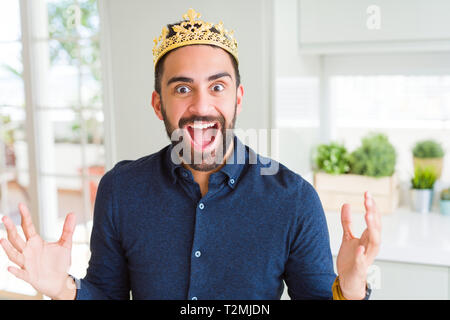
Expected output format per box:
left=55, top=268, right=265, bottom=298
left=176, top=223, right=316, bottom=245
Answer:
left=161, top=101, right=237, bottom=172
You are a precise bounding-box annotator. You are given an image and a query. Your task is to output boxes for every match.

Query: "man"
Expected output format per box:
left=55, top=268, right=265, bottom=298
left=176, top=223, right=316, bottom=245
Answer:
left=0, top=9, right=380, bottom=300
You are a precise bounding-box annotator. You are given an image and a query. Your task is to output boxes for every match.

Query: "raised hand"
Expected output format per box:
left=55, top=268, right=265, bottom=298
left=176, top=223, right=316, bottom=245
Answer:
left=336, top=191, right=381, bottom=299
left=0, top=203, right=77, bottom=299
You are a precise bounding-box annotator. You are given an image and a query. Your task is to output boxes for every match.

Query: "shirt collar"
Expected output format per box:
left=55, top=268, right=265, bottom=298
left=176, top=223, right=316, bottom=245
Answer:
left=166, top=134, right=247, bottom=188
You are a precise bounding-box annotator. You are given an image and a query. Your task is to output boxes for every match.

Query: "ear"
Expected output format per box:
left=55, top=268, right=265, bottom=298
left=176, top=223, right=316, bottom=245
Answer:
left=151, top=90, right=164, bottom=121
left=236, top=84, right=244, bottom=116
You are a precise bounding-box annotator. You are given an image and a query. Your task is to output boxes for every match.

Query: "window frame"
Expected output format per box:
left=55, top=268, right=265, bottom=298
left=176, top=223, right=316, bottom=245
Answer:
left=0, top=0, right=113, bottom=299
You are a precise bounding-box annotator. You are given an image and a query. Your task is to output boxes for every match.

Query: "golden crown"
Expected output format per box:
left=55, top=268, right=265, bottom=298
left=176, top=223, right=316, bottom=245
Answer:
left=152, top=8, right=239, bottom=69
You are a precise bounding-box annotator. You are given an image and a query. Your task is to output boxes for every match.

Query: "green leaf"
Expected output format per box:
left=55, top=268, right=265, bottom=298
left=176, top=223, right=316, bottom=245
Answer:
left=313, top=142, right=351, bottom=175
left=411, top=166, right=438, bottom=189
left=412, top=140, right=445, bottom=158
left=349, top=132, right=396, bottom=177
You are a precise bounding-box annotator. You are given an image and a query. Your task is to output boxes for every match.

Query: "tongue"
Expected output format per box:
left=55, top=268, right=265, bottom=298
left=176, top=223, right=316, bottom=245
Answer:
left=192, top=127, right=216, bottom=147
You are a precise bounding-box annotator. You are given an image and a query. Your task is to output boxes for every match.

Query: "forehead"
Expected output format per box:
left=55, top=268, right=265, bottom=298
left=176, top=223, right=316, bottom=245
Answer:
left=161, top=45, right=234, bottom=81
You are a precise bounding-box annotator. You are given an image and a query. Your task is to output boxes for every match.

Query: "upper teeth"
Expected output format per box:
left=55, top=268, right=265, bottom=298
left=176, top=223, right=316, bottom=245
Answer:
left=191, top=122, right=216, bottom=129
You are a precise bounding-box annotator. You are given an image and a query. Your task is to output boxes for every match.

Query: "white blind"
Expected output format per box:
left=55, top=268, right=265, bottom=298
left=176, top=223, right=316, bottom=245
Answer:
left=275, top=77, right=319, bottom=127
left=331, top=75, right=450, bottom=128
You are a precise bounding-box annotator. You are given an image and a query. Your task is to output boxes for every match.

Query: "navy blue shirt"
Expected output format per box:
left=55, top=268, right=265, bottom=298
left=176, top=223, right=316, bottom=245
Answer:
left=75, top=135, right=336, bottom=300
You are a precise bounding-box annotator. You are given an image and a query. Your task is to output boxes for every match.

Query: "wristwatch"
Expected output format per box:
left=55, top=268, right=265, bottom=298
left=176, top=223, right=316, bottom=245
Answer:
left=68, top=274, right=81, bottom=292
left=334, top=276, right=372, bottom=300
left=363, top=282, right=372, bottom=300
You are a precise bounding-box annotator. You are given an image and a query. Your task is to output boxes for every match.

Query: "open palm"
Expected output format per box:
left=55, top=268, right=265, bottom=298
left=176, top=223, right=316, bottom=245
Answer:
left=0, top=204, right=76, bottom=299
left=336, top=191, right=381, bottom=299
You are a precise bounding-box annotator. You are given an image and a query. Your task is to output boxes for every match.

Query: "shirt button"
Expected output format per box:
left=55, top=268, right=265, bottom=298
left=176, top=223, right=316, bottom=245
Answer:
left=192, top=296, right=198, bottom=300
left=198, top=203, right=205, bottom=210
left=194, top=250, right=201, bottom=258
left=229, top=178, right=235, bottom=184
left=182, top=171, right=188, bottom=178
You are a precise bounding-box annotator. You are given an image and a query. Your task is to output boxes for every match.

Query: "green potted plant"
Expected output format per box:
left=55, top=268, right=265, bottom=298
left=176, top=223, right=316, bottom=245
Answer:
left=313, top=132, right=399, bottom=215
left=348, top=133, right=397, bottom=178
left=412, top=140, right=445, bottom=179
left=440, top=188, right=450, bottom=215
left=313, top=142, right=351, bottom=175
left=410, top=165, right=438, bottom=213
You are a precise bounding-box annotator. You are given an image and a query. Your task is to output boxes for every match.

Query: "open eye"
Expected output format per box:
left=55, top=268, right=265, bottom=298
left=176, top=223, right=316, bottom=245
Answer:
left=176, top=85, right=191, bottom=94
left=212, top=84, right=225, bottom=92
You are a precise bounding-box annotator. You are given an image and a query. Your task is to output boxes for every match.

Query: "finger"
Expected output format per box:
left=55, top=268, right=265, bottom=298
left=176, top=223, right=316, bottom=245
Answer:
left=364, top=191, right=381, bottom=230
left=58, top=213, right=76, bottom=249
left=364, top=227, right=381, bottom=261
left=365, top=193, right=382, bottom=252
left=7, top=266, right=28, bottom=283
left=19, top=203, right=37, bottom=240
left=0, top=238, right=24, bottom=268
left=362, top=215, right=381, bottom=262
left=2, top=215, right=26, bottom=253
left=340, top=203, right=354, bottom=240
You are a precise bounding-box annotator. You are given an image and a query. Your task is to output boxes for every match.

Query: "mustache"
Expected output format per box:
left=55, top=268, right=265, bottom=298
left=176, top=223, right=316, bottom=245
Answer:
left=179, top=115, right=225, bottom=128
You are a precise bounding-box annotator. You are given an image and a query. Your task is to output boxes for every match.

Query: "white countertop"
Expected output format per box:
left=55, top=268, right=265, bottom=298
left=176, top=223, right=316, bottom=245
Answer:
left=325, top=206, right=450, bottom=267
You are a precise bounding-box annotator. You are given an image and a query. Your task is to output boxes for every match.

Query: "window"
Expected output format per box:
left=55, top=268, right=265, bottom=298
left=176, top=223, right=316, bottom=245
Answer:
left=275, top=77, right=319, bottom=128
left=326, top=53, right=450, bottom=191
left=274, top=52, right=450, bottom=193
left=332, top=75, right=450, bottom=129
left=0, top=0, right=105, bottom=299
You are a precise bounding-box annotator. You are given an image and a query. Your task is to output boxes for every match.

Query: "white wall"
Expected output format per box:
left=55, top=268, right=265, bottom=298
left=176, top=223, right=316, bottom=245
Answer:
left=298, top=0, right=450, bottom=53
left=273, top=0, right=322, bottom=182
left=100, top=0, right=274, bottom=163
left=274, top=0, right=320, bottom=78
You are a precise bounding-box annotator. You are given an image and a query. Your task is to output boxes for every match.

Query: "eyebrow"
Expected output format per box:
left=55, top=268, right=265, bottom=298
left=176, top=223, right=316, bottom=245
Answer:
left=166, top=72, right=232, bottom=86
left=208, top=72, right=232, bottom=82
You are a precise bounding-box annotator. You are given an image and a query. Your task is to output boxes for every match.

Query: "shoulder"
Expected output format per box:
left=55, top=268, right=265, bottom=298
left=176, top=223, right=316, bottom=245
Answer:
left=246, top=146, right=324, bottom=216
left=114, top=145, right=169, bottom=173
left=100, top=145, right=171, bottom=185
left=247, top=146, right=314, bottom=195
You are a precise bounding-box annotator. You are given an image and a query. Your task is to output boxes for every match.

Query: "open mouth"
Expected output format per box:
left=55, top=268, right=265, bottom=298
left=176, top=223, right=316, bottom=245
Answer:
left=185, top=121, right=220, bottom=151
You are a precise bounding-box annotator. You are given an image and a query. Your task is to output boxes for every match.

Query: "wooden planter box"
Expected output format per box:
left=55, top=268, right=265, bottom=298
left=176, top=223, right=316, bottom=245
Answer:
left=313, top=172, right=400, bottom=215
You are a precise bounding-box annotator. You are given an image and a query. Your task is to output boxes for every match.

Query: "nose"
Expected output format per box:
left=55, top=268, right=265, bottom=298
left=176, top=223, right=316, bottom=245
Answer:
left=188, top=88, right=214, bottom=115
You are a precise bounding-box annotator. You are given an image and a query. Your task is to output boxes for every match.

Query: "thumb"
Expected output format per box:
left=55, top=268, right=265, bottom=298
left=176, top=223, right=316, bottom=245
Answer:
left=58, top=213, right=76, bottom=249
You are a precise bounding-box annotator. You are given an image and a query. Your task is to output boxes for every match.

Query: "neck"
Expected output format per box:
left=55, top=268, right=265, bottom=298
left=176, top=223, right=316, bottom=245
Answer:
left=181, top=140, right=235, bottom=197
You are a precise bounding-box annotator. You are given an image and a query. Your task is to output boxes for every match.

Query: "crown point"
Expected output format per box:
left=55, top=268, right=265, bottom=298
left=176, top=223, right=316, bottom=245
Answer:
left=161, top=26, right=168, bottom=38
left=184, top=8, right=201, bottom=24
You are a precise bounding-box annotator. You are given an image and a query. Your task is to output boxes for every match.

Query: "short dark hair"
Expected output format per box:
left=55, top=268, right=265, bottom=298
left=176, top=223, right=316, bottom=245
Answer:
left=154, top=21, right=241, bottom=95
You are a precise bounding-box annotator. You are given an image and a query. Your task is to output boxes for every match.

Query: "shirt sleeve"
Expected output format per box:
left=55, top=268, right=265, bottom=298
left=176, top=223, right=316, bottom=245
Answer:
left=283, top=178, right=337, bottom=300
left=74, top=168, right=131, bottom=300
